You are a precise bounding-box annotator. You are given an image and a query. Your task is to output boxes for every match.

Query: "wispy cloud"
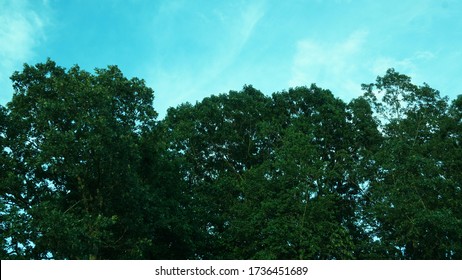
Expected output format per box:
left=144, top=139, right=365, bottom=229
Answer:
left=289, top=30, right=368, bottom=99
left=0, top=0, right=50, bottom=103
left=148, top=0, right=266, bottom=117
left=203, top=1, right=266, bottom=84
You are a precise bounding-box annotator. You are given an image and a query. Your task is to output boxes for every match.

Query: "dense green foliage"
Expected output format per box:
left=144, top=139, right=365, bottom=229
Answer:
left=1, top=60, right=461, bottom=259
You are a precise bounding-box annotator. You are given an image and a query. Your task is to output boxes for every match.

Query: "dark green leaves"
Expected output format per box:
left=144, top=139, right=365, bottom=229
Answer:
left=1, top=59, right=182, bottom=259
left=362, top=69, right=462, bottom=259
left=1, top=61, right=460, bottom=259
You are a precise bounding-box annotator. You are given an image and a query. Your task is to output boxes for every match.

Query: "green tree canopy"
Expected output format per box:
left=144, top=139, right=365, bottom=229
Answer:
left=1, top=59, right=189, bottom=259
left=1, top=61, right=460, bottom=259
left=163, top=85, right=380, bottom=259
left=362, top=69, right=462, bottom=259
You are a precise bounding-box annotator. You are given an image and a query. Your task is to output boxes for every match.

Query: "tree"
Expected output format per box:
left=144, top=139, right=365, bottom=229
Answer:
left=225, top=86, right=378, bottom=259
left=163, top=85, right=272, bottom=258
left=163, top=85, right=377, bottom=259
left=362, top=69, right=462, bottom=259
left=0, top=59, right=188, bottom=259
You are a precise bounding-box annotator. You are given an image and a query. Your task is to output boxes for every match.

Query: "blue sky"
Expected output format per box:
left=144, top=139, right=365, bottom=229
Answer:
left=1, top=0, right=461, bottom=118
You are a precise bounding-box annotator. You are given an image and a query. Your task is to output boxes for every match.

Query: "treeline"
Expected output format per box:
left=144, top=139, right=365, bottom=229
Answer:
left=1, top=59, right=461, bottom=259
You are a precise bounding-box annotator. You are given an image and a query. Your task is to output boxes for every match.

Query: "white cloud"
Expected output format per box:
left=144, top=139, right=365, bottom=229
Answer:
left=0, top=0, right=49, bottom=104
left=289, top=30, right=368, bottom=99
